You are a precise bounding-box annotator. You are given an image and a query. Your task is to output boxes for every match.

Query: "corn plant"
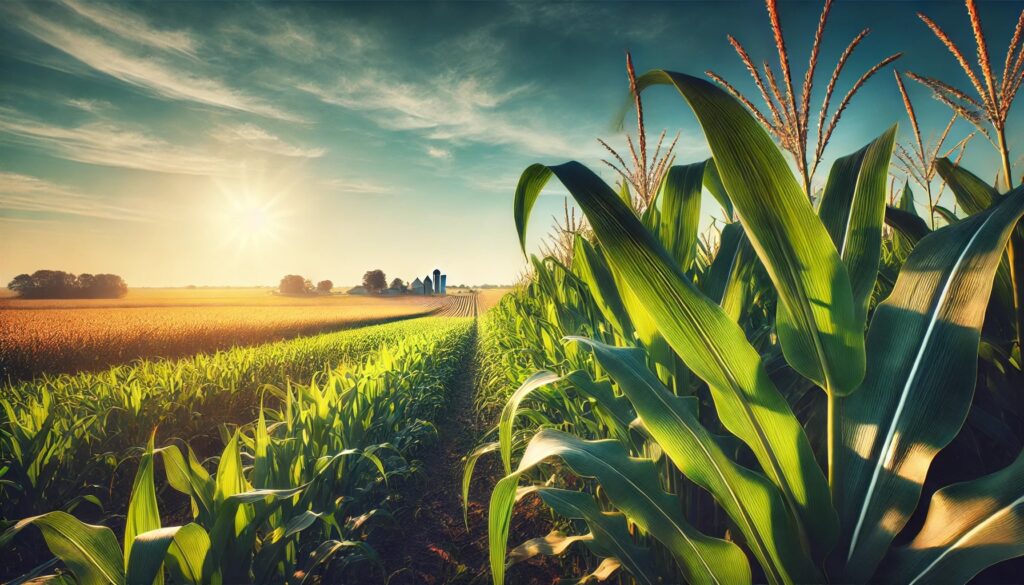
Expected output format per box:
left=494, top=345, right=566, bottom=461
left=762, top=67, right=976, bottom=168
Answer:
left=5, top=318, right=476, bottom=583
left=0, top=317, right=456, bottom=529
left=476, top=62, right=1024, bottom=585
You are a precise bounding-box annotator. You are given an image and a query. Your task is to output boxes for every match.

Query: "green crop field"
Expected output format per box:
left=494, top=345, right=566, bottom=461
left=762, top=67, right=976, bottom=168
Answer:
left=3, top=1, right=1024, bottom=584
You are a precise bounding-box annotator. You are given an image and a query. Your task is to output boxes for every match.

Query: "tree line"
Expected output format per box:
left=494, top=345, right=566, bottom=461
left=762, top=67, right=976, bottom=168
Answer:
left=8, top=270, right=128, bottom=299
left=278, top=270, right=407, bottom=296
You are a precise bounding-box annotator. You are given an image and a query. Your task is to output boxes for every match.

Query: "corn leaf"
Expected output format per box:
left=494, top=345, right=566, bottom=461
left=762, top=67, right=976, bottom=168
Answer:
left=534, top=488, right=657, bottom=585
left=935, top=159, right=999, bottom=215
left=165, top=523, right=209, bottom=585
left=634, top=70, right=864, bottom=397
left=837, top=186, right=1024, bottom=581
left=817, top=126, right=897, bottom=325
left=878, top=449, right=1024, bottom=585
left=513, top=161, right=836, bottom=559
left=885, top=206, right=931, bottom=247
left=659, top=161, right=707, bottom=272
left=6, top=511, right=124, bottom=585
left=572, top=337, right=821, bottom=584
left=124, top=431, right=161, bottom=576
left=573, top=235, right=633, bottom=339
left=125, top=526, right=181, bottom=585
left=701, top=223, right=756, bottom=322
left=489, top=429, right=749, bottom=585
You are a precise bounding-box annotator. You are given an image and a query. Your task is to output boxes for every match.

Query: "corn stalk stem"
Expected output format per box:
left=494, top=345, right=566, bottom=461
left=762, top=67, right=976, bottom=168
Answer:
left=827, top=392, right=840, bottom=492
left=998, top=127, right=1014, bottom=190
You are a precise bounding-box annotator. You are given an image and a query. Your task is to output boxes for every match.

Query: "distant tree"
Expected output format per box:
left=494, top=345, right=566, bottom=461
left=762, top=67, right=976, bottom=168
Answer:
left=7, top=274, right=35, bottom=297
left=316, top=280, right=333, bottom=294
left=7, top=270, right=127, bottom=299
left=389, top=278, right=406, bottom=291
left=279, top=274, right=310, bottom=295
left=85, top=274, right=128, bottom=298
left=363, top=270, right=387, bottom=293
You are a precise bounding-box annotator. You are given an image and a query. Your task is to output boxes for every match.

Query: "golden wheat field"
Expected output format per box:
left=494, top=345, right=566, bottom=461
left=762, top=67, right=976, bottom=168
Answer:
left=0, top=288, right=487, bottom=380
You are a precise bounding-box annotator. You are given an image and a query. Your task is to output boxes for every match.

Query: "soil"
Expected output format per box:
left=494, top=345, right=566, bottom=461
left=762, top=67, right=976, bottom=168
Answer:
left=376, top=323, right=562, bottom=585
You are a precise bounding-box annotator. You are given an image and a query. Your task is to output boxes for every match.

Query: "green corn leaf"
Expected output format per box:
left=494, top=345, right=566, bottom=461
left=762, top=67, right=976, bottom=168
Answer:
left=462, top=442, right=499, bottom=529
left=571, top=337, right=821, bottom=585
left=701, top=223, right=757, bottom=322
left=158, top=444, right=215, bottom=526
left=5, top=511, right=124, bottom=585
left=703, top=159, right=733, bottom=219
left=573, top=235, right=634, bottom=339
left=498, top=370, right=561, bottom=475
left=935, top=159, right=1021, bottom=344
left=126, top=527, right=181, bottom=585
left=565, top=370, right=637, bottom=448
left=513, top=161, right=835, bottom=559
left=878, top=449, right=1024, bottom=585
left=165, top=523, right=209, bottom=585
left=892, top=182, right=924, bottom=257
left=633, top=69, right=864, bottom=397
left=489, top=429, right=749, bottom=585
left=884, top=207, right=931, bottom=247
left=124, top=431, right=161, bottom=575
left=533, top=488, right=657, bottom=585
left=935, top=159, right=999, bottom=215
left=935, top=205, right=960, bottom=225
left=897, top=181, right=919, bottom=216
left=837, top=185, right=1024, bottom=582
left=659, top=161, right=707, bottom=272
left=817, top=126, right=897, bottom=325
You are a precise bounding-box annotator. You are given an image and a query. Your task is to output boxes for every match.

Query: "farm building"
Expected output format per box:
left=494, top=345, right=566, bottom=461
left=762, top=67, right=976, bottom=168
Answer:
left=408, top=270, right=447, bottom=295
left=346, top=286, right=368, bottom=295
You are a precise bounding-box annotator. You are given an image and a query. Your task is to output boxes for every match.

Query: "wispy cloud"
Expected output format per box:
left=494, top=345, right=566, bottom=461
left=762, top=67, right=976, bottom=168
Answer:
left=0, top=109, right=235, bottom=176
left=212, top=123, right=325, bottom=158
left=299, top=74, right=583, bottom=158
left=426, top=145, right=452, bottom=160
left=60, top=0, right=198, bottom=57
left=321, top=177, right=396, bottom=195
left=64, top=98, right=113, bottom=113
left=6, top=2, right=300, bottom=122
left=0, top=172, right=151, bottom=221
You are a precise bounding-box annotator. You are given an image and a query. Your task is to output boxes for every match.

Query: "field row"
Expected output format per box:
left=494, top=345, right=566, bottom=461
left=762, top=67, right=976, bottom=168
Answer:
left=0, top=317, right=464, bottom=526
left=3, top=316, right=477, bottom=583
left=0, top=294, right=477, bottom=380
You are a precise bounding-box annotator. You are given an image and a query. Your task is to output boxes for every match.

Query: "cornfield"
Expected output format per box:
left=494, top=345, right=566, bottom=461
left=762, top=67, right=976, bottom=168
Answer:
left=4, top=0, right=1024, bottom=583
left=467, top=1, right=1024, bottom=584
left=0, top=295, right=459, bottom=380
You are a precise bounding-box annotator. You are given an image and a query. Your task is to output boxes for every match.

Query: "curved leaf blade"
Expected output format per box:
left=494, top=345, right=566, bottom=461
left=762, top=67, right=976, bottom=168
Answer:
left=513, top=161, right=836, bottom=558
left=879, top=449, right=1024, bottom=585
left=6, top=511, right=124, bottom=585
left=659, top=161, right=707, bottom=272
left=489, top=429, right=749, bottom=585
left=634, top=69, right=864, bottom=397
left=838, top=186, right=1024, bottom=581
left=571, top=337, right=822, bottom=585
left=534, top=488, right=657, bottom=585
left=817, top=126, right=897, bottom=324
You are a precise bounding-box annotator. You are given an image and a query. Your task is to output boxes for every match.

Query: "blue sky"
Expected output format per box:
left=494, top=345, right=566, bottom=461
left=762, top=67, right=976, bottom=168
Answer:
left=1, top=0, right=1020, bottom=287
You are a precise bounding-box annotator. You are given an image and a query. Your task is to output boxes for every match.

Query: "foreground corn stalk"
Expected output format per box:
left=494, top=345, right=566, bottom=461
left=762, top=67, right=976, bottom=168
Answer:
left=477, top=69, right=1024, bottom=585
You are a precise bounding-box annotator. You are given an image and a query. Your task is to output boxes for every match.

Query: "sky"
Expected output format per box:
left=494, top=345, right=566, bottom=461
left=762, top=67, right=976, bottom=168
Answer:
left=1, top=0, right=1021, bottom=288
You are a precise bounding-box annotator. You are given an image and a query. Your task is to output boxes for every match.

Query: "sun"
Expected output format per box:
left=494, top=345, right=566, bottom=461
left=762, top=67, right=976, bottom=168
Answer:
left=216, top=188, right=286, bottom=249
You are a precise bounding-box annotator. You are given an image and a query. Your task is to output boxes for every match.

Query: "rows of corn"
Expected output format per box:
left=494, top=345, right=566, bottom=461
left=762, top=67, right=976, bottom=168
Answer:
left=467, top=2, right=1024, bottom=583
left=1, top=317, right=476, bottom=582
left=0, top=301, right=440, bottom=380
